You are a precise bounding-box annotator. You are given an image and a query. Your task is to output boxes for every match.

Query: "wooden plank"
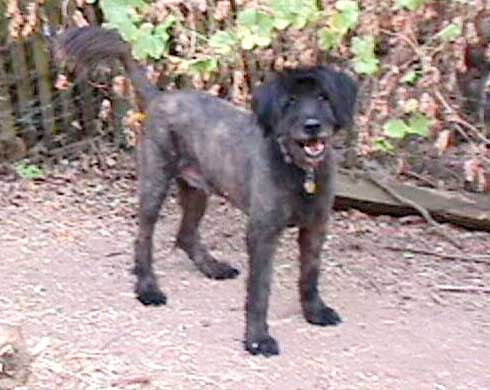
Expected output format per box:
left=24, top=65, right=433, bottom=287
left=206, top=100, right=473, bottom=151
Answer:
left=10, top=42, right=36, bottom=146
left=0, top=50, right=17, bottom=140
left=31, top=34, right=56, bottom=145
left=334, top=172, right=490, bottom=231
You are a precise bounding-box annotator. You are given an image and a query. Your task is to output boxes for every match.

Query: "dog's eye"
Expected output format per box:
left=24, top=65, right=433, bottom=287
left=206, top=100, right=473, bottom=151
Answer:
left=288, top=96, right=297, bottom=105
left=318, top=94, right=328, bottom=102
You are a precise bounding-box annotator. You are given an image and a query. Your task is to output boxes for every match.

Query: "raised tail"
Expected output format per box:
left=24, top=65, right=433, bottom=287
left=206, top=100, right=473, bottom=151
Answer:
left=56, top=26, right=158, bottom=109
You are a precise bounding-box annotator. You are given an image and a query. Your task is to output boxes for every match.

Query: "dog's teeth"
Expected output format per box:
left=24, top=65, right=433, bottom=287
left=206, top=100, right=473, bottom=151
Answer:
left=303, top=141, right=325, bottom=157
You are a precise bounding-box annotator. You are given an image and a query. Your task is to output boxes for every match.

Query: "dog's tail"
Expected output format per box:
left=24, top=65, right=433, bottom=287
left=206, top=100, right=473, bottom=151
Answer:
left=56, top=26, right=158, bottom=110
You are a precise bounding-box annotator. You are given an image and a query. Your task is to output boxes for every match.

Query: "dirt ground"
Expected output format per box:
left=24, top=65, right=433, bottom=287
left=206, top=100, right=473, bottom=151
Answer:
left=1, top=166, right=489, bottom=390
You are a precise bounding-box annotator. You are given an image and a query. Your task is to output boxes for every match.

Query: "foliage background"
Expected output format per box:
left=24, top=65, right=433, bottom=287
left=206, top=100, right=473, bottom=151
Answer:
left=1, top=0, right=489, bottom=191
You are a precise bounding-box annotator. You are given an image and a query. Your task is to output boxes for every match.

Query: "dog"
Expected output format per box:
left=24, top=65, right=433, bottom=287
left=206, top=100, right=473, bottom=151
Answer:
left=58, top=26, right=357, bottom=356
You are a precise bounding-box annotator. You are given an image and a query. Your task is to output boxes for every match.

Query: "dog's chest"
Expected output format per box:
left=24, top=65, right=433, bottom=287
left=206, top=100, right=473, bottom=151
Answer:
left=287, top=193, right=330, bottom=227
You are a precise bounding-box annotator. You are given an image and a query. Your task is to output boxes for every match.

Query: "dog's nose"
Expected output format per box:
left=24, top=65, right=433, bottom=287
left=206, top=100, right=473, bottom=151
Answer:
left=304, top=118, right=321, bottom=132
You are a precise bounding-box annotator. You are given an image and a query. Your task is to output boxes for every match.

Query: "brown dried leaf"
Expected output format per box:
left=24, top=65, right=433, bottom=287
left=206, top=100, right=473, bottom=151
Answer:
left=72, top=10, right=89, bottom=28
left=98, top=99, right=112, bottom=122
left=112, top=75, right=132, bottom=99
left=146, top=65, right=161, bottom=85
left=434, top=129, right=452, bottom=156
left=54, top=74, right=70, bottom=91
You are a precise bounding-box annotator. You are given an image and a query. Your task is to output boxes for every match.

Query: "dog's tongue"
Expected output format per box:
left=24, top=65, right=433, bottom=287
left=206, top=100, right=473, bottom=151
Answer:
left=303, top=139, right=325, bottom=157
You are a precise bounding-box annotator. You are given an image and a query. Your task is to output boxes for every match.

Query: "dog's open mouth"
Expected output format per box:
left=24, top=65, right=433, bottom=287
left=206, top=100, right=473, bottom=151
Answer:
left=298, top=138, right=326, bottom=159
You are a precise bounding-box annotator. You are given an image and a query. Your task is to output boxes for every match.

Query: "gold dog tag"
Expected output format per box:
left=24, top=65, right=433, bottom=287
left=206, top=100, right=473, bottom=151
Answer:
left=304, top=179, right=316, bottom=194
left=304, top=169, right=316, bottom=194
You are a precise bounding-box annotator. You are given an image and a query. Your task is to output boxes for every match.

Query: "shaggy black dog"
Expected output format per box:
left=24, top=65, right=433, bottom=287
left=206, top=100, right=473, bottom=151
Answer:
left=58, top=27, right=357, bottom=357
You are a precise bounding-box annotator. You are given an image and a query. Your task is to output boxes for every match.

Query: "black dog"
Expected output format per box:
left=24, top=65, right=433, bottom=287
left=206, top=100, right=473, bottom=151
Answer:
left=58, top=27, right=357, bottom=357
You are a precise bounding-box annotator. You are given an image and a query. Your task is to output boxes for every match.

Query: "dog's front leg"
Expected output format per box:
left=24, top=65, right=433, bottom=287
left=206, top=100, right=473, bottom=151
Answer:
left=244, top=219, right=283, bottom=357
left=298, top=224, right=341, bottom=326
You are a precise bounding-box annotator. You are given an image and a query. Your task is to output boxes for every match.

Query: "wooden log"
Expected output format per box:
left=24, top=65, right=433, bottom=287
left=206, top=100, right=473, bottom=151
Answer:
left=334, top=171, right=490, bottom=232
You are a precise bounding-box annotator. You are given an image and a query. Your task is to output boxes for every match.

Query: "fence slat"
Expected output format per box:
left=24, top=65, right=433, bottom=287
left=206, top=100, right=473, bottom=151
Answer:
left=10, top=42, right=36, bottom=146
left=0, top=51, right=17, bottom=140
left=31, top=34, right=56, bottom=143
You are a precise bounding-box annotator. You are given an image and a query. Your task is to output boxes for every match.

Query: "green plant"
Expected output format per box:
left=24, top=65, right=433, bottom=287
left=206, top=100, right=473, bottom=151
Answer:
left=374, top=113, right=430, bottom=153
left=98, top=0, right=176, bottom=60
left=383, top=113, right=430, bottom=138
left=436, top=23, right=461, bottom=42
left=236, top=9, right=275, bottom=50
left=395, top=0, right=425, bottom=11
left=351, top=36, right=379, bottom=75
left=209, top=31, right=238, bottom=56
left=318, top=0, right=359, bottom=51
left=270, top=0, right=320, bottom=30
left=15, top=161, right=44, bottom=180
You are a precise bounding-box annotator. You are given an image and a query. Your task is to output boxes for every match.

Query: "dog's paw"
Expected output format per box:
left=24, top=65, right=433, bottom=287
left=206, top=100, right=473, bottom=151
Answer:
left=199, top=260, right=240, bottom=280
left=135, top=278, right=167, bottom=306
left=304, top=304, right=342, bottom=326
left=244, top=335, right=280, bottom=357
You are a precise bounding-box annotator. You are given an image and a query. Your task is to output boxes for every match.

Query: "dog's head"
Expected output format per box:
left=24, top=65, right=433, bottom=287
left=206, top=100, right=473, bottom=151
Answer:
left=252, top=66, right=357, bottom=168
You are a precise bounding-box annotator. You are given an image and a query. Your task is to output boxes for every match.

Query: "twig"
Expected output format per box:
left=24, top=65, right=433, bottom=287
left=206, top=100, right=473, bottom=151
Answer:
left=384, top=245, right=490, bottom=265
left=46, top=136, right=103, bottom=157
left=436, top=285, right=490, bottom=294
left=111, top=375, right=151, bottom=387
left=434, top=88, right=490, bottom=145
left=366, top=174, right=463, bottom=249
left=402, top=170, right=438, bottom=188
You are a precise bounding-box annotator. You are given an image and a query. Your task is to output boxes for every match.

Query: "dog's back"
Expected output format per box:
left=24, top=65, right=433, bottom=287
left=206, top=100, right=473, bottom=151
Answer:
left=145, top=90, right=260, bottom=208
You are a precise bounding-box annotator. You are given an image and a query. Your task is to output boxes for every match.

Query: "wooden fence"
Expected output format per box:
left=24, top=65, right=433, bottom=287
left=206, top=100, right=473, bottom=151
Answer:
left=0, top=2, right=106, bottom=162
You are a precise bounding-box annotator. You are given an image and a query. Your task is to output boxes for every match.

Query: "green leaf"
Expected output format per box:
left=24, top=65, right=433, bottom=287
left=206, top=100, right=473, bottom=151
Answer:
left=126, top=0, right=146, bottom=7
left=209, top=31, right=238, bottom=55
left=373, top=138, right=395, bottom=153
left=237, top=10, right=274, bottom=50
left=353, top=57, right=379, bottom=75
left=383, top=119, right=410, bottom=139
left=334, top=0, right=359, bottom=30
left=351, top=36, right=374, bottom=57
left=273, top=18, right=291, bottom=30
left=237, top=9, right=261, bottom=28
left=318, top=28, right=341, bottom=51
left=395, top=0, right=425, bottom=11
left=436, top=23, right=461, bottom=42
left=15, top=161, right=44, bottom=180
left=400, top=69, right=420, bottom=85
left=403, top=98, right=419, bottom=113
left=351, top=36, right=379, bottom=75
left=132, top=23, right=166, bottom=60
left=240, top=33, right=255, bottom=50
left=155, top=15, right=177, bottom=34
left=184, top=58, right=218, bottom=75
left=255, top=35, right=272, bottom=47
left=116, top=18, right=140, bottom=42
left=270, top=0, right=320, bottom=29
left=407, top=113, right=430, bottom=137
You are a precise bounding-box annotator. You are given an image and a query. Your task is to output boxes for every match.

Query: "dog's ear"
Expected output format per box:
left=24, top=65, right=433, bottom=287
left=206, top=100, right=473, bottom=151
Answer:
left=251, top=80, right=279, bottom=137
left=316, top=66, right=357, bottom=130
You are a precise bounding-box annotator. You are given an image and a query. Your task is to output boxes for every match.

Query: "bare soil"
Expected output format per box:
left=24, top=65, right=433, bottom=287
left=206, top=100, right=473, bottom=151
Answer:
left=1, top=167, right=489, bottom=390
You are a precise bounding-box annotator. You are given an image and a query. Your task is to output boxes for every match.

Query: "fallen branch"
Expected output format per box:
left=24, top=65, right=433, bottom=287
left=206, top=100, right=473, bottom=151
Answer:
left=384, top=245, right=490, bottom=265
left=436, top=285, right=490, bottom=294
left=365, top=173, right=463, bottom=250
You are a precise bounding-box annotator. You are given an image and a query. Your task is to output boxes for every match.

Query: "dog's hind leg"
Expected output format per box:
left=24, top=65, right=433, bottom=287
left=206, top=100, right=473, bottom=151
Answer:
left=134, top=138, right=172, bottom=306
left=298, top=225, right=341, bottom=326
left=176, top=179, right=239, bottom=280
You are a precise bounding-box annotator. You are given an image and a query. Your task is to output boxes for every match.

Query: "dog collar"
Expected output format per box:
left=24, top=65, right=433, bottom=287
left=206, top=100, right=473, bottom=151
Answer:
left=304, top=168, right=316, bottom=194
